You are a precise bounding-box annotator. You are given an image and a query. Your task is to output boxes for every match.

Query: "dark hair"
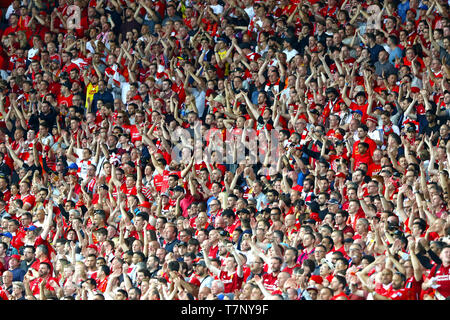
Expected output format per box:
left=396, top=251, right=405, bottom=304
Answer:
left=99, top=265, right=111, bottom=276
left=117, top=289, right=128, bottom=298
left=334, top=274, right=347, bottom=289
left=133, top=251, right=146, bottom=262
left=168, top=260, right=180, bottom=272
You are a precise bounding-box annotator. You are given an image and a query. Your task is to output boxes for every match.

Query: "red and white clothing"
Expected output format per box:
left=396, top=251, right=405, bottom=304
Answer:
left=76, top=158, right=96, bottom=181
left=262, top=272, right=279, bottom=293
left=219, top=270, right=244, bottom=293
left=427, top=264, right=450, bottom=299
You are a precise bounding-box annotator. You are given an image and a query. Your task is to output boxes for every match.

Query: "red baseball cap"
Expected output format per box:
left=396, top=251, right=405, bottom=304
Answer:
left=10, top=254, right=21, bottom=261
left=310, top=275, right=323, bottom=284
left=336, top=172, right=346, bottom=179
left=139, top=201, right=152, bottom=208
left=366, top=115, right=378, bottom=123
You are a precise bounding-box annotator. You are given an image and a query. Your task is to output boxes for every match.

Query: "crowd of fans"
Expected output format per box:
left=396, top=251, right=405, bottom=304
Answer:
left=0, top=0, right=449, bottom=301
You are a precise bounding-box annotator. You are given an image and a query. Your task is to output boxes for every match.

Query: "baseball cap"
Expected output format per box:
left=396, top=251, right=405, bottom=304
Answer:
left=161, top=192, right=170, bottom=197
left=309, top=275, right=323, bottom=284
left=25, top=225, right=37, bottom=231
left=335, top=172, right=346, bottom=179
left=327, top=198, right=340, bottom=205
left=10, top=254, right=21, bottom=261
left=352, top=110, right=363, bottom=116
left=366, top=115, right=378, bottom=123
left=306, top=286, right=319, bottom=293
left=68, top=163, right=78, bottom=170
left=173, top=186, right=184, bottom=193
left=195, top=260, right=206, bottom=267
left=139, top=201, right=152, bottom=208
left=1, top=232, right=13, bottom=239
left=213, top=95, right=225, bottom=105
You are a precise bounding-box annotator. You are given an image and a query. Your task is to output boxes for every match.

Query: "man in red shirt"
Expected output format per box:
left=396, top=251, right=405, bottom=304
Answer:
left=352, top=124, right=377, bottom=158
left=202, top=241, right=244, bottom=294
left=262, top=256, right=283, bottom=293
left=282, top=247, right=301, bottom=275
left=330, top=274, right=349, bottom=300
left=351, top=141, right=373, bottom=171
left=422, top=245, right=450, bottom=299
left=27, top=262, right=61, bottom=298
left=2, top=13, right=23, bottom=39
left=367, top=272, right=409, bottom=300
left=95, top=265, right=111, bottom=293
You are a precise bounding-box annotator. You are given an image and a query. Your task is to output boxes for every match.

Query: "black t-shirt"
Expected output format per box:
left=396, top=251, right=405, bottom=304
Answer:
left=28, top=108, right=58, bottom=132
left=424, top=114, right=448, bottom=143
left=120, top=19, right=142, bottom=40
left=11, top=163, right=42, bottom=185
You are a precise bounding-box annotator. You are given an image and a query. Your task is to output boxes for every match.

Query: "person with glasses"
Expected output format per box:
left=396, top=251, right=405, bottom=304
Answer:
left=207, top=199, right=222, bottom=224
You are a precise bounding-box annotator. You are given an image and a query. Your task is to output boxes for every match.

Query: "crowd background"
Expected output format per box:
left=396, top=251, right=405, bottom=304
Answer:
left=0, top=0, right=449, bottom=301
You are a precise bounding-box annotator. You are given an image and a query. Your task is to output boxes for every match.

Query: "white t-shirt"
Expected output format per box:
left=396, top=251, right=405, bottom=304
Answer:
left=368, top=128, right=383, bottom=145
left=283, top=48, right=299, bottom=63
left=210, top=4, right=224, bottom=15
left=244, top=7, right=255, bottom=20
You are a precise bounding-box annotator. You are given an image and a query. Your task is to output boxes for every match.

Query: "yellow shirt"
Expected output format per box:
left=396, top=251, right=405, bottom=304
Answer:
left=85, top=83, right=99, bottom=109
left=217, top=49, right=230, bottom=76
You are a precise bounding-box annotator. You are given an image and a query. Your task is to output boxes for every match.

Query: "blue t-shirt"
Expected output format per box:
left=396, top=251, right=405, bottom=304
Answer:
left=397, top=0, right=410, bottom=23
left=389, top=46, right=403, bottom=65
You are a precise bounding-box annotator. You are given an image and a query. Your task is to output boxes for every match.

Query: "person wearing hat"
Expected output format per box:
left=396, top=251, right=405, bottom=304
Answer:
left=8, top=254, right=26, bottom=282
left=404, top=122, right=418, bottom=144
left=380, top=110, right=400, bottom=141
left=210, top=94, right=226, bottom=113
left=366, top=115, right=383, bottom=147
left=326, top=198, right=341, bottom=215
left=138, top=201, right=152, bottom=215
left=1, top=232, right=19, bottom=256
left=192, top=259, right=214, bottom=291
left=67, top=162, right=79, bottom=174
left=304, top=285, right=319, bottom=300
